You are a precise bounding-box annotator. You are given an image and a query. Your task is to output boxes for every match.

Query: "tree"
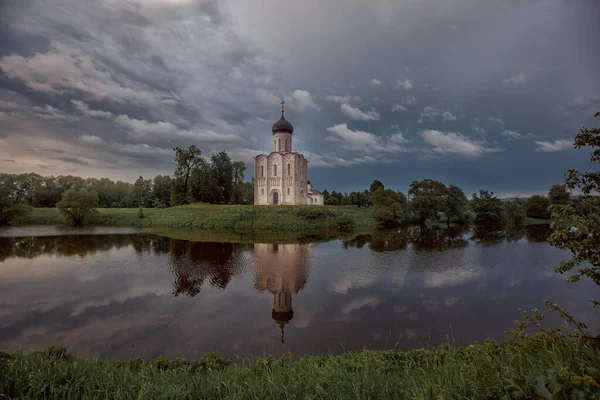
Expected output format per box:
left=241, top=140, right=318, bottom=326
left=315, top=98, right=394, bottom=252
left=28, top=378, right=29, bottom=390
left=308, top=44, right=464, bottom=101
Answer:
left=525, top=195, right=551, bottom=219
left=173, top=145, right=204, bottom=205
left=152, top=175, right=172, bottom=208
left=322, top=189, right=330, bottom=202
left=504, top=200, right=526, bottom=229
left=471, top=190, right=505, bottom=231
left=369, top=180, right=384, bottom=193
left=442, top=184, right=468, bottom=228
left=408, top=179, right=447, bottom=229
left=131, top=176, right=153, bottom=207
left=548, top=184, right=570, bottom=205
left=56, top=188, right=99, bottom=227
left=0, top=186, right=29, bottom=225
left=371, top=189, right=407, bottom=228
left=325, top=196, right=339, bottom=205
left=210, top=151, right=234, bottom=204
left=548, top=112, right=600, bottom=305
left=232, top=161, right=246, bottom=187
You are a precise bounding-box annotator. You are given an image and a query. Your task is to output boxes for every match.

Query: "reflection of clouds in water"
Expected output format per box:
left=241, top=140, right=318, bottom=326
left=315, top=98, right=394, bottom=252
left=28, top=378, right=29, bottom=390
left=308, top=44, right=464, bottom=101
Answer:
left=332, top=272, right=378, bottom=294
left=422, top=269, right=481, bottom=288
left=393, top=305, right=408, bottom=313
left=341, top=296, right=380, bottom=315
left=291, top=306, right=321, bottom=329
left=397, top=329, right=416, bottom=340
left=422, top=296, right=461, bottom=312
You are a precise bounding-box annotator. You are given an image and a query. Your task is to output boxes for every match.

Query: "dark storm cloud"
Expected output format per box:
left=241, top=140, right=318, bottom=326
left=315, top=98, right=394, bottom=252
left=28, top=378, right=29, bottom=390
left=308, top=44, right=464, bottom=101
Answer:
left=0, top=0, right=598, bottom=192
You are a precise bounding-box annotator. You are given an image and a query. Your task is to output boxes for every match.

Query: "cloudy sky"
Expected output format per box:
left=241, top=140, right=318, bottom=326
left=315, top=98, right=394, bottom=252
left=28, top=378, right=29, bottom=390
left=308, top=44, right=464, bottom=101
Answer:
left=0, top=0, right=598, bottom=196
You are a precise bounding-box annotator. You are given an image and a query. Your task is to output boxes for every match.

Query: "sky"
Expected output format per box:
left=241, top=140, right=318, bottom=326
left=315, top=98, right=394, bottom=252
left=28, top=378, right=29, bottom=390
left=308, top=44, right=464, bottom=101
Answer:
left=0, top=0, right=599, bottom=197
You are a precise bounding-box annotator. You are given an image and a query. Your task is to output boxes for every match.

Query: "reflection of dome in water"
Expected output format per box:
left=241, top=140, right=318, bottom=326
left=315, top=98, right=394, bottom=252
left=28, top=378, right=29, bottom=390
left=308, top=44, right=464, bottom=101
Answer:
left=252, top=243, right=311, bottom=343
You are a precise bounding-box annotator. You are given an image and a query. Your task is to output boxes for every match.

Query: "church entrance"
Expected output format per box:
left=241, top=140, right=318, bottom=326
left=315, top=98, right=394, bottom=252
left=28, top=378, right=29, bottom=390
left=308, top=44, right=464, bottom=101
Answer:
left=273, top=192, right=279, bottom=205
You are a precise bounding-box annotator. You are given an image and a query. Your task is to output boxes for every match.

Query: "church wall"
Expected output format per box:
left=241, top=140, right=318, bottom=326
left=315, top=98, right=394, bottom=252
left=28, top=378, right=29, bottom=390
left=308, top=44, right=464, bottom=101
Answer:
left=254, top=155, right=268, bottom=205
left=273, top=132, right=293, bottom=153
left=283, top=153, right=296, bottom=204
left=267, top=153, right=283, bottom=205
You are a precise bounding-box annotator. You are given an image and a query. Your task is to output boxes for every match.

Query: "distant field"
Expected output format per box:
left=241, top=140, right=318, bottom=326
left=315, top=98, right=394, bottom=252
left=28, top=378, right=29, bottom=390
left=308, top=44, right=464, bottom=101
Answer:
left=13, top=204, right=377, bottom=235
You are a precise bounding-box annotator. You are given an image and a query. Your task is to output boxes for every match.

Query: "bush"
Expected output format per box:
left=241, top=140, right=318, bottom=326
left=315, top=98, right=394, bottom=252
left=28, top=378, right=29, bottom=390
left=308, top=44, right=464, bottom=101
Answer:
left=296, top=208, right=335, bottom=220
left=371, top=189, right=407, bottom=228
left=526, top=195, right=551, bottom=219
left=56, top=188, right=99, bottom=227
left=0, top=187, right=30, bottom=225
left=137, top=206, right=145, bottom=219
left=504, top=200, right=526, bottom=228
left=471, top=190, right=505, bottom=231
left=335, top=214, right=356, bottom=232
left=325, top=196, right=340, bottom=205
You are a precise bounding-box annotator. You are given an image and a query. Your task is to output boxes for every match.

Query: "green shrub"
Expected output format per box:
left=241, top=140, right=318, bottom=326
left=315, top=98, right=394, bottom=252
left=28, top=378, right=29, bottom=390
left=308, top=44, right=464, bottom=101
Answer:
left=335, top=214, right=356, bottom=232
left=296, top=208, right=335, bottom=220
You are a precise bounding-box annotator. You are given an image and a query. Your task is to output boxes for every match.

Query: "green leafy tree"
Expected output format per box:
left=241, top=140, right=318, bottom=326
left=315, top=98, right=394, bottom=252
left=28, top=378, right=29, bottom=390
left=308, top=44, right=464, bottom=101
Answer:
left=322, top=189, right=330, bottom=202
left=548, top=184, right=571, bottom=205
left=0, top=186, right=29, bottom=225
left=325, top=196, right=339, bottom=205
left=371, top=189, right=407, bottom=228
left=369, top=180, right=384, bottom=193
left=210, top=151, right=234, bottom=204
left=471, top=190, right=506, bottom=231
left=525, top=195, right=551, bottom=219
left=504, top=200, right=526, bottom=229
left=131, top=176, right=153, bottom=207
left=408, top=179, right=447, bottom=229
left=172, top=145, right=205, bottom=205
left=56, top=188, right=99, bottom=227
left=548, top=112, right=600, bottom=305
left=152, top=175, right=172, bottom=208
left=442, top=184, right=468, bottom=228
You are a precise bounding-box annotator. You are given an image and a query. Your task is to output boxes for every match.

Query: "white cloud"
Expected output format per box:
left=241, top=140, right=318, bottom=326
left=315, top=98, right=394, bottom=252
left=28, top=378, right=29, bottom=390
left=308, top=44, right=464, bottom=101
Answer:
left=115, top=114, right=243, bottom=142
left=504, top=72, right=529, bottom=85
left=392, top=104, right=408, bottom=112
left=369, top=78, right=382, bottom=86
left=396, top=79, right=413, bottom=90
left=255, top=89, right=280, bottom=105
left=0, top=41, right=175, bottom=105
left=340, top=103, right=380, bottom=121
left=286, top=89, right=320, bottom=111
left=325, top=123, right=409, bottom=156
left=71, top=100, right=113, bottom=118
left=488, top=117, right=504, bottom=124
left=500, top=130, right=523, bottom=141
left=419, top=106, right=457, bottom=122
left=421, top=130, right=502, bottom=158
left=326, top=95, right=350, bottom=104
left=472, top=126, right=486, bottom=134
left=403, top=96, right=417, bottom=105
left=534, top=139, right=572, bottom=152
left=80, top=134, right=172, bottom=157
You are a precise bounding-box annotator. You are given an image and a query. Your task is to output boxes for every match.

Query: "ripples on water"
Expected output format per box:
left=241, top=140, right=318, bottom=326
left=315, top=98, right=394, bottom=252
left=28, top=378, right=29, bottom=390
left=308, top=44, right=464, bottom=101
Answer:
left=0, top=225, right=597, bottom=360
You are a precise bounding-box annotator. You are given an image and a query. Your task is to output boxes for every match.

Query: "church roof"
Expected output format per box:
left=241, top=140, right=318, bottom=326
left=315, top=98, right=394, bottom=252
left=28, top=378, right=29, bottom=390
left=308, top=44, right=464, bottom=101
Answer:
left=309, top=189, right=323, bottom=196
left=272, top=114, right=294, bottom=134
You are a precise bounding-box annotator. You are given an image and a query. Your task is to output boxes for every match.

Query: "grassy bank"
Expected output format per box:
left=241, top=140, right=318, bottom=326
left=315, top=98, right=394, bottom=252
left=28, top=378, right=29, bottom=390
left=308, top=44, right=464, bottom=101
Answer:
left=2, top=340, right=599, bottom=399
left=13, top=204, right=376, bottom=232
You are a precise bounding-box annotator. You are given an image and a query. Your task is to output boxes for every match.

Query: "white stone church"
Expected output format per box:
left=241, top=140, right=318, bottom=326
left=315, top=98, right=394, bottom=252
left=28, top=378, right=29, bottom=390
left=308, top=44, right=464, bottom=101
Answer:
left=254, top=102, right=324, bottom=205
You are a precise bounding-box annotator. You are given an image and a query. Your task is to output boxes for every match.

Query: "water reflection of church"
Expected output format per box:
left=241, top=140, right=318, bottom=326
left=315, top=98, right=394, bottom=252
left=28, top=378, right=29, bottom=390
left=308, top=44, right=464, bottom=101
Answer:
left=253, top=244, right=310, bottom=343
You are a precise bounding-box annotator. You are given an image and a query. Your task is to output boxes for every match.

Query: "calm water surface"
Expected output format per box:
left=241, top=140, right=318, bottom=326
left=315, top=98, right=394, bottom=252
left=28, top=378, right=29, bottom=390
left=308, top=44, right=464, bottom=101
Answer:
left=0, top=225, right=597, bottom=360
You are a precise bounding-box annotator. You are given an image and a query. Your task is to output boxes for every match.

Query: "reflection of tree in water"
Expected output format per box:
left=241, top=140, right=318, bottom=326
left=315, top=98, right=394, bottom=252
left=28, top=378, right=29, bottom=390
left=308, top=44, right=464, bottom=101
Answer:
left=168, top=240, right=251, bottom=297
left=0, top=234, right=136, bottom=261
left=343, top=226, right=467, bottom=252
left=253, top=244, right=311, bottom=343
left=411, top=226, right=469, bottom=251
left=0, top=234, right=252, bottom=297
left=525, top=224, right=552, bottom=242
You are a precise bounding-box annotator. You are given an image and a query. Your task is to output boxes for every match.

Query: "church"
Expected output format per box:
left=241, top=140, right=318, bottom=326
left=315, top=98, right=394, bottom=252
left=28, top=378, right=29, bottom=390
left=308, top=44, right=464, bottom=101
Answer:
left=254, top=102, right=324, bottom=205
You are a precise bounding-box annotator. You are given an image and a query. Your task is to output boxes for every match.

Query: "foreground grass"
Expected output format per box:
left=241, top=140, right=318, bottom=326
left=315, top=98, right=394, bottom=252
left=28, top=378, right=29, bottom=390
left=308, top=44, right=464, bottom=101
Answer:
left=13, top=204, right=376, bottom=233
left=2, top=340, right=599, bottom=399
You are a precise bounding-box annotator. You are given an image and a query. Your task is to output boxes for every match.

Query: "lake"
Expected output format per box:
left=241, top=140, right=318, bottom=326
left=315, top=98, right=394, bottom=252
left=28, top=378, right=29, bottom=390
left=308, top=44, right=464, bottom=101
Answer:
left=0, top=225, right=597, bottom=360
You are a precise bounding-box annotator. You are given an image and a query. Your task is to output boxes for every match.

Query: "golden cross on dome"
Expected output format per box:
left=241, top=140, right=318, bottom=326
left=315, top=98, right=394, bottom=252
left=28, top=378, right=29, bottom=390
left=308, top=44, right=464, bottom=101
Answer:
left=280, top=100, right=285, bottom=114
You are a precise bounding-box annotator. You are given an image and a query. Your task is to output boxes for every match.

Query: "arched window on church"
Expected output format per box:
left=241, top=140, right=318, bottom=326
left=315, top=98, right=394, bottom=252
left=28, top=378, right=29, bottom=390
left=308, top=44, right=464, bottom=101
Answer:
left=286, top=138, right=290, bottom=152
left=274, top=164, right=277, bottom=176
left=287, top=163, right=291, bottom=176
left=261, top=189, right=264, bottom=195
left=278, top=139, right=281, bottom=152
left=260, top=165, right=264, bottom=177
left=287, top=188, right=290, bottom=195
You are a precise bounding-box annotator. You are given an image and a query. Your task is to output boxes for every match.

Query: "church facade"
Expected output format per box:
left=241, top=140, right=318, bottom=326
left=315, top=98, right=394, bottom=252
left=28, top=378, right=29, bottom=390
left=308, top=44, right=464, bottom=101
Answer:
left=254, top=102, right=323, bottom=205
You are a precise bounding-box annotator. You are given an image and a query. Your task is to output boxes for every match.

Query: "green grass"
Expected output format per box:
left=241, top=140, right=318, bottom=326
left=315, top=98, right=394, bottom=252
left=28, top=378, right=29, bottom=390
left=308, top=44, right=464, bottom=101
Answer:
left=1, top=340, right=599, bottom=399
left=13, top=204, right=376, bottom=236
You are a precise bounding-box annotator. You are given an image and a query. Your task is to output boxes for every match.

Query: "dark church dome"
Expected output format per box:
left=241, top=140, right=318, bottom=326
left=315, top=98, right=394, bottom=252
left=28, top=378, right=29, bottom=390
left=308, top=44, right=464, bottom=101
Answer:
left=272, top=115, right=294, bottom=134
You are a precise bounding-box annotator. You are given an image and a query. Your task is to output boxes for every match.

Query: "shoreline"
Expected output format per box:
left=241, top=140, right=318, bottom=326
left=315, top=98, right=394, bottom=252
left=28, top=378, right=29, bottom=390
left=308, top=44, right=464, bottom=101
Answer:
left=1, top=340, right=599, bottom=399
